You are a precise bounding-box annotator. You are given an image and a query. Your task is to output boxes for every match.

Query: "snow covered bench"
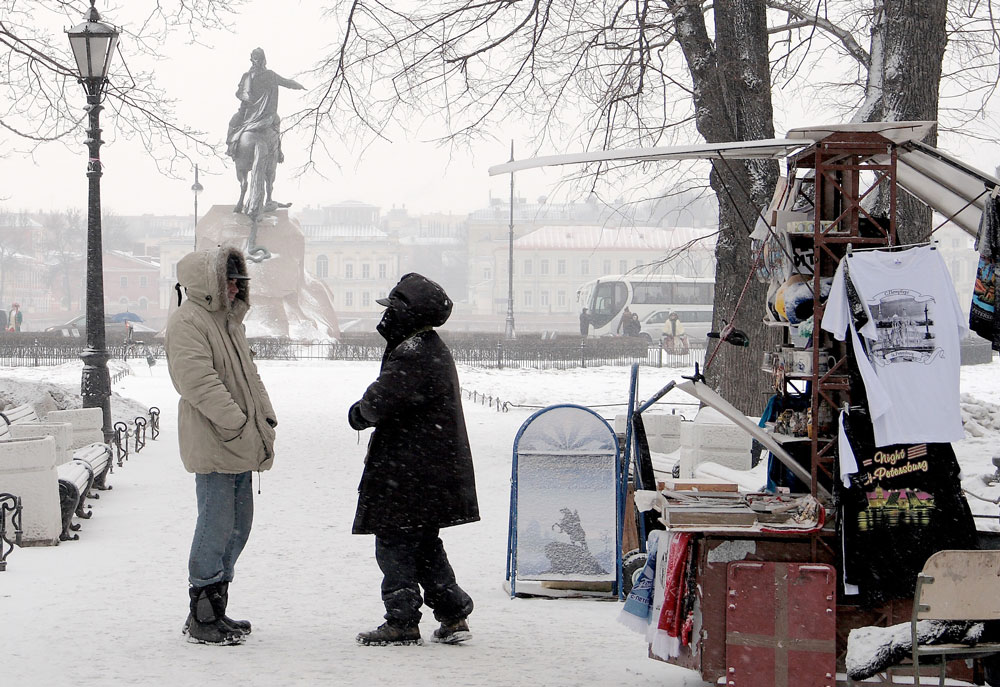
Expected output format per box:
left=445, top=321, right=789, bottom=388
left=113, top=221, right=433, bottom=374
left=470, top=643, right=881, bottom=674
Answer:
left=846, top=549, right=1000, bottom=685
left=3, top=404, right=113, bottom=492
left=0, top=404, right=38, bottom=425
left=52, top=444, right=112, bottom=541
left=0, top=405, right=113, bottom=540
left=56, top=458, right=93, bottom=541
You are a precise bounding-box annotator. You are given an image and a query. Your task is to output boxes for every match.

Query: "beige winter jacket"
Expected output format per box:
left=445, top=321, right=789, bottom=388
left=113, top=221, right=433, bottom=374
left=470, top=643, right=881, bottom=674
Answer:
left=165, top=247, right=277, bottom=474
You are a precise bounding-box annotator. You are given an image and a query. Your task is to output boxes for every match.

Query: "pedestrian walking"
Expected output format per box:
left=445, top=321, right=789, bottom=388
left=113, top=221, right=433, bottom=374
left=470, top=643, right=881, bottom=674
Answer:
left=8, top=303, right=22, bottom=332
left=165, top=246, right=277, bottom=646
left=349, top=273, right=479, bottom=647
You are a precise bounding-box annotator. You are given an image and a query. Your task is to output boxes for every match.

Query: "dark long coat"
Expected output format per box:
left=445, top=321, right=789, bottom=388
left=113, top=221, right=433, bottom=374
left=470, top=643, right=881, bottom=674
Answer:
left=350, top=329, right=479, bottom=535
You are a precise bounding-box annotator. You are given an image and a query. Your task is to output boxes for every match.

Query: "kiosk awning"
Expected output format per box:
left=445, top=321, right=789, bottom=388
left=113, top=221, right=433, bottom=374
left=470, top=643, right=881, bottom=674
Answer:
left=489, top=121, right=1000, bottom=237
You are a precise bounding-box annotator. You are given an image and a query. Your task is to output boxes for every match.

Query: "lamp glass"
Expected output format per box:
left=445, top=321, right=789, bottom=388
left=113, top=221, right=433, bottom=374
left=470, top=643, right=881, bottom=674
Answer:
left=67, top=22, right=119, bottom=79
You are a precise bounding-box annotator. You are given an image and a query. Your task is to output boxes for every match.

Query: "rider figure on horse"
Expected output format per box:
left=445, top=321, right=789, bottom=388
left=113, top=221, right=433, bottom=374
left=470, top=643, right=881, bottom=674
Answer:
left=226, top=48, right=305, bottom=217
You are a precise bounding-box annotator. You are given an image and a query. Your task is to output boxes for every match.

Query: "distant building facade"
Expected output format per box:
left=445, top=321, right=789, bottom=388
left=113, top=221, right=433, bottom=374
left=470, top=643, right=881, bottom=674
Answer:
left=298, top=202, right=400, bottom=315
left=102, top=251, right=162, bottom=316
left=489, top=224, right=716, bottom=317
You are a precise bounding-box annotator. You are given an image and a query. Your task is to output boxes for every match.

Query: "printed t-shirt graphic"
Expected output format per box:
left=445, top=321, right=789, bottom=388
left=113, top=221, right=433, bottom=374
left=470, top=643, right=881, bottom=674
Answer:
left=837, top=411, right=975, bottom=607
left=822, top=246, right=966, bottom=446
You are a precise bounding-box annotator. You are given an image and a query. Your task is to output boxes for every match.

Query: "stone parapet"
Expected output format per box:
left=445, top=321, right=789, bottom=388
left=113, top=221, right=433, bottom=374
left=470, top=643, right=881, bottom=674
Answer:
left=0, top=436, right=61, bottom=545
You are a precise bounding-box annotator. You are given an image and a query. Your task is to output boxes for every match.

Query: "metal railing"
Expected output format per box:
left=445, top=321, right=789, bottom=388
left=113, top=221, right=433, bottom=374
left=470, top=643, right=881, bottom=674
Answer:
left=0, top=335, right=705, bottom=371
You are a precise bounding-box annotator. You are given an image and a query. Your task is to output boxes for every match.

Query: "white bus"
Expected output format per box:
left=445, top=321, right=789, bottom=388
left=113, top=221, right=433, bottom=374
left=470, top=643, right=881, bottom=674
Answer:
left=577, top=274, right=716, bottom=342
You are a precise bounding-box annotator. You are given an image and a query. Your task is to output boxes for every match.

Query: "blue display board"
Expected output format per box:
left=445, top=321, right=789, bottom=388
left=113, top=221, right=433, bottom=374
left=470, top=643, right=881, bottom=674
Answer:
left=506, top=404, right=621, bottom=597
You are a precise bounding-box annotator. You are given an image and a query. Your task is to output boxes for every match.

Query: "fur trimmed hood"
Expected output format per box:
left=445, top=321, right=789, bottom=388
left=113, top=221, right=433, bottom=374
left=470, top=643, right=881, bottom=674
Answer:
left=176, top=246, right=250, bottom=315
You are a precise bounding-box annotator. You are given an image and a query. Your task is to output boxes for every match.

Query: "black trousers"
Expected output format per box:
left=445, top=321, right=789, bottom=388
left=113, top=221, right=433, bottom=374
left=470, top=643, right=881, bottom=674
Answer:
left=374, top=527, right=473, bottom=627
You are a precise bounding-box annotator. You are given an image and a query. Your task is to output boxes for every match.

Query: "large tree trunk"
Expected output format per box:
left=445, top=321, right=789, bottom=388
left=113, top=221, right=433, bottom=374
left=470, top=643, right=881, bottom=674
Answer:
left=861, top=0, right=948, bottom=242
left=669, top=0, right=779, bottom=414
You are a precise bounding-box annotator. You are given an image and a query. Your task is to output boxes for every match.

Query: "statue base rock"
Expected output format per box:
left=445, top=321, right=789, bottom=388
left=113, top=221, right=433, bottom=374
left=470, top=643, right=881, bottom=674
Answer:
left=195, top=205, right=340, bottom=340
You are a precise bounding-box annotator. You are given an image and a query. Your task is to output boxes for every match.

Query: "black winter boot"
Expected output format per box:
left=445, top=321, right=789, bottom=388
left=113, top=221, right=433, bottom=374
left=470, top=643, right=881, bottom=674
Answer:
left=186, top=583, right=245, bottom=645
left=431, top=618, right=471, bottom=644
left=356, top=622, right=422, bottom=646
left=218, top=581, right=252, bottom=634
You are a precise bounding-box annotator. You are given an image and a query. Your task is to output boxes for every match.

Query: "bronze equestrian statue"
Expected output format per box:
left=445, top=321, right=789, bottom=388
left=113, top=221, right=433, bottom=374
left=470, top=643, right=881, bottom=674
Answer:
left=226, top=48, right=305, bottom=220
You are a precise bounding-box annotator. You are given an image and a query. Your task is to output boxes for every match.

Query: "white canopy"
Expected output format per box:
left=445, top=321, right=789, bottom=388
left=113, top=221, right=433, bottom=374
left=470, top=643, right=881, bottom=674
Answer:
left=489, top=122, right=1000, bottom=237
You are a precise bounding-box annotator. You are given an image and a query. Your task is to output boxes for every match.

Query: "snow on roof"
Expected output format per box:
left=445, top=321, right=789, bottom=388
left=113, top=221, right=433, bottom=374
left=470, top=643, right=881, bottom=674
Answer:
left=513, top=225, right=716, bottom=251
left=105, top=251, right=160, bottom=269
left=300, top=225, right=389, bottom=240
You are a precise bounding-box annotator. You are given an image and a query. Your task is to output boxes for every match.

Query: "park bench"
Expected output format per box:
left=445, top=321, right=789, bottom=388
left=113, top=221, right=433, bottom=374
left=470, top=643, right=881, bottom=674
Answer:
left=0, top=404, right=113, bottom=540
left=0, top=403, right=158, bottom=545
left=53, top=442, right=114, bottom=541
left=847, top=549, right=1000, bottom=686
left=2, top=403, right=113, bottom=490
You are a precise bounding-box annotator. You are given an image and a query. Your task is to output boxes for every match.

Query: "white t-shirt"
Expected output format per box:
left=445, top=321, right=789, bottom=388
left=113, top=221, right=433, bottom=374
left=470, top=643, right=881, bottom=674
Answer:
left=822, top=246, right=967, bottom=446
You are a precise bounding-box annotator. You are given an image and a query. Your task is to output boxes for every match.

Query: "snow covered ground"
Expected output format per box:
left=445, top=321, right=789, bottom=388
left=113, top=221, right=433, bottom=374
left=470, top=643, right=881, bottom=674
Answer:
left=4, top=355, right=1000, bottom=686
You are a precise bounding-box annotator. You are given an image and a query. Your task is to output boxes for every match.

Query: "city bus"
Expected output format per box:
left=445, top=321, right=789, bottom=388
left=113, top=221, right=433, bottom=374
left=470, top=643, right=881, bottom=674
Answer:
left=577, top=274, right=716, bottom=342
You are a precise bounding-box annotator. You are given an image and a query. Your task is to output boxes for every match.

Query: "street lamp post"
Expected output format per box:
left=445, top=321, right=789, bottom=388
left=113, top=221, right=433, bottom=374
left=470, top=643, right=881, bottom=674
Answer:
left=504, top=141, right=516, bottom=340
left=191, top=164, right=204, bottom=245
left=67, top=0, right=119, bottom=444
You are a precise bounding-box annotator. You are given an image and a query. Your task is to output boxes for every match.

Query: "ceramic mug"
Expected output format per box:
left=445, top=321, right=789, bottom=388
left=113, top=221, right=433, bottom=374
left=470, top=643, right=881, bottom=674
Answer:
left=783, top=348, right=836, bottom=376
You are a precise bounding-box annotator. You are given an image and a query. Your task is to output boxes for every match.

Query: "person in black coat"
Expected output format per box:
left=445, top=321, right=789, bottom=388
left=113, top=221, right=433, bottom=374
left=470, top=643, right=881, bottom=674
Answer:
left=349, top=273, right=479, bottom=647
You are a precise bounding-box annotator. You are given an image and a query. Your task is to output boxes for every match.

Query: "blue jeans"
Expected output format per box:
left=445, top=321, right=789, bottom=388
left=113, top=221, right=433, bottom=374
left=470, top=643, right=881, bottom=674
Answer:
left=188, top=471, right=254, bottom=588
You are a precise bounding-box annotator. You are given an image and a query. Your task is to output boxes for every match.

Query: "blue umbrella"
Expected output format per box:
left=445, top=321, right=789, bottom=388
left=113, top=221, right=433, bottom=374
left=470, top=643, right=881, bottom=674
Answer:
left=108, top=311, right=144, bottom=323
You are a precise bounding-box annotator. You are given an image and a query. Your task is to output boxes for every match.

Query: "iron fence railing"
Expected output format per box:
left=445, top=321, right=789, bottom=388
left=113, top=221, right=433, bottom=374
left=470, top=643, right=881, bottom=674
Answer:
left=0, top=335, right=705, bottom=371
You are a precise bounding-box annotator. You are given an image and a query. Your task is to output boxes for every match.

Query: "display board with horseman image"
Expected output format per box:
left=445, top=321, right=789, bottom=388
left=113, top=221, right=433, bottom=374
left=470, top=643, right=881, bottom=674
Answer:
left=507, top=404, right=620, bottom=595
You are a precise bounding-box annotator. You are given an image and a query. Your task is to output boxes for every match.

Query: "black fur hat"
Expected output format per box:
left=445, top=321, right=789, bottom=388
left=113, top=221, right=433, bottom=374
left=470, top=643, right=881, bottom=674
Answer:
left=376, top=273, right=452, bottom=327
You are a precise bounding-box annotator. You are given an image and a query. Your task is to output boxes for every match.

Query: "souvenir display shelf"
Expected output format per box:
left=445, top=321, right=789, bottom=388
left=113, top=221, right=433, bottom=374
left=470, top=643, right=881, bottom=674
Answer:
left=651, top=131, right=911, bottom=685
left=781, top=132, right=897, bottom=505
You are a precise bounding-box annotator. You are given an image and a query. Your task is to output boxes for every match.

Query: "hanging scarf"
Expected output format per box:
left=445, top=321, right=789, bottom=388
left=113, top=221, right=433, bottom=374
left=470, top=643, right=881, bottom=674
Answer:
left=650, top=532, right=694, bottom=659
left=970, top=196, right=1000, bottom=349
left=617, top=531, right=661, bottom=634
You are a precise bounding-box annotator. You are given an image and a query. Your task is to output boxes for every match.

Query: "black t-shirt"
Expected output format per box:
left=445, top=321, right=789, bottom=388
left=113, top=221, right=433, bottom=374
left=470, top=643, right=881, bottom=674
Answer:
left=838, top=409, right=977, bottom=607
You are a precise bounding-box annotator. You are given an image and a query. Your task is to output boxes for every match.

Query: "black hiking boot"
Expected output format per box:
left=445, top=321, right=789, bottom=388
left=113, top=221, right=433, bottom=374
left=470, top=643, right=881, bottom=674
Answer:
left=431, top=618, right=471, bottom=645
left=185, top=583, right=245, bottom=646
left=219, top=581, right=252, bottom=634
left=356, top=622, right=422, bottom=646
left=182, top=582, right=252, bottom=636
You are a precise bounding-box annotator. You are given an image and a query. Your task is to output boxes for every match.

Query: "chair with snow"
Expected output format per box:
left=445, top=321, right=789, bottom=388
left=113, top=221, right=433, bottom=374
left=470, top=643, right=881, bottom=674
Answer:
left=505, top=404, right=622, bottom=598
left=846, top=549, right=1000, bottom=686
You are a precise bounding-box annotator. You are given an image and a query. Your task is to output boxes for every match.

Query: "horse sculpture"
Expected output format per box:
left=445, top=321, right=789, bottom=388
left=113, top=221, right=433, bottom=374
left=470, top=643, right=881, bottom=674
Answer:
left=231, top=127, right=283, bottom=221
left=226, top=48, right=304, bottom=221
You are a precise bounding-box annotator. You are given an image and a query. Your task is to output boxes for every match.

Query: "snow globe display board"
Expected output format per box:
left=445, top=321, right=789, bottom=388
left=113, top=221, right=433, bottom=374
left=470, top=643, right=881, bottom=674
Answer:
left=506, top=404, right=621, bottom=597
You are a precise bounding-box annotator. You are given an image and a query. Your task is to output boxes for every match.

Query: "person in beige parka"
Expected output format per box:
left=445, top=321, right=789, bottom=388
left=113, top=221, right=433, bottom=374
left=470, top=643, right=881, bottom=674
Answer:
left=166, top=246, right=277, bottom=646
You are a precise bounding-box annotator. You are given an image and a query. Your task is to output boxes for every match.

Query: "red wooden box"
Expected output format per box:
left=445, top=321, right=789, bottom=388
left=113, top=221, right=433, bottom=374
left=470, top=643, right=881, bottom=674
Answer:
left=725, top=561, right=837, bottom=687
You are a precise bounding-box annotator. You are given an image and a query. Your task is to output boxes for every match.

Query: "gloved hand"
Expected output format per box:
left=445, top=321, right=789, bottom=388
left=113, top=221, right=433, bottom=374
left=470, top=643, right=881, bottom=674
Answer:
left=348, top=402, right=373, bottom=430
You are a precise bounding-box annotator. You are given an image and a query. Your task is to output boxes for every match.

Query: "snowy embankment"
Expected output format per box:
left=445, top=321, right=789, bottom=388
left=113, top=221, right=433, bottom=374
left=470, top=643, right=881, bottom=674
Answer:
left=3, top=356, right=1000, bottom=686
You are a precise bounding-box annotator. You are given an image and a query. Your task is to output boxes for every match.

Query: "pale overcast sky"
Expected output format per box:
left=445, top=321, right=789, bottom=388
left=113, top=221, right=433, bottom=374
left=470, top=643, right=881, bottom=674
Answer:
left=3, top=1, right=538, bottom=218
left=3, top=1, right=999, bottom=219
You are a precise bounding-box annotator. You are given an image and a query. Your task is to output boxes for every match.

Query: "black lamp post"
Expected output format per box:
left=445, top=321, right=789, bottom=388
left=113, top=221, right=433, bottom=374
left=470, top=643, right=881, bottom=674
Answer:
left=67, top=0, right=119, bottom=444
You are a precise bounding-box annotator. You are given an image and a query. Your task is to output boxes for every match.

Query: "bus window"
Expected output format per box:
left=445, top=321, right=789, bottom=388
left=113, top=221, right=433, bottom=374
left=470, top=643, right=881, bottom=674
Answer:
left=591, top=281, right=627, bottom=327
left=631, top=282, right=672, bottom=304
left=673, top=282, right=714, bottom=304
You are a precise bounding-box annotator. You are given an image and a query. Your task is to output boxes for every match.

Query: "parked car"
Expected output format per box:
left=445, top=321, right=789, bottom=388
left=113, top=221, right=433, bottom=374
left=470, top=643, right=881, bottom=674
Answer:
left=638, top=308, right=714, bottom=345
left=44, top=314, right=157, bottom=341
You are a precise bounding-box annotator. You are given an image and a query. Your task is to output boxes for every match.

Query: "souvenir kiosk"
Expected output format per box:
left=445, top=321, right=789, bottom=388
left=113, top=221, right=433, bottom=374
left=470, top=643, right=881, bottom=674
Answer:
left=627, top=124, right=996, bottom=686
left=491, top=121, right=1000, bottom=685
